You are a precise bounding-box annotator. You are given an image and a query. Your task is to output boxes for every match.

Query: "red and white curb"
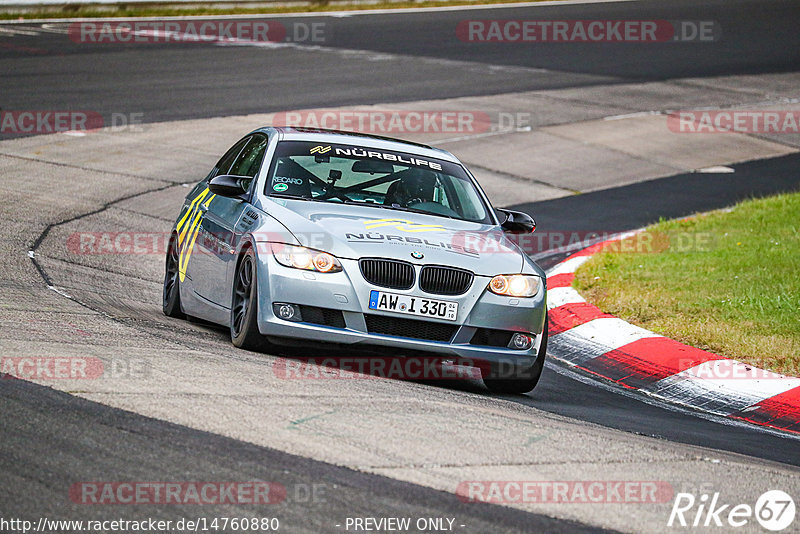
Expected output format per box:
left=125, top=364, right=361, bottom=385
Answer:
left=545, top=233, right=800, bottom=435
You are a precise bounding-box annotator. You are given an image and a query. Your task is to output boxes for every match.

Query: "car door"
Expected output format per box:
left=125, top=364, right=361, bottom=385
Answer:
left=193, top=133, right=269, bottom=307
left=180, top=136, right=249, bottom=306
left=184, top=135, right=249, bottom=308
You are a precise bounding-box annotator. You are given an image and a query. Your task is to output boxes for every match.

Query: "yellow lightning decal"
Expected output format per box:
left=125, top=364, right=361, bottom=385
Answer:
left=176, top=187, right=215, bottom=282
left=364, top=218, right=446, bottom=233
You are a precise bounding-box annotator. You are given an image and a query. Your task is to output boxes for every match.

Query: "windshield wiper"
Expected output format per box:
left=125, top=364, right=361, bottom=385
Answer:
left=340, top=200, right=386, bottom=209
left=380, top=204, right=458, bottom=220
left=401, top=206, right=458, bottom=220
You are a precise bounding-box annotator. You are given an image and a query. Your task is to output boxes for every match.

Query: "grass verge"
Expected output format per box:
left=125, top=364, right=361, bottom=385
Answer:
left=0, top=0, right=552, bottom=20
left=573, top=191, right=800, bottom=376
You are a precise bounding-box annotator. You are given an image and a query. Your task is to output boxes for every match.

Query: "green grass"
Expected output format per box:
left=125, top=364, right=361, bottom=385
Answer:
left=573, top=192, right=800, bottom=376
left=0, top=0, right=554, bottom=20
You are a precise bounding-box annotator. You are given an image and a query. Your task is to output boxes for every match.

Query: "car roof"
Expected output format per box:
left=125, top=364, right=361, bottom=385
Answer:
left=252, top=126, right=462, bottom=164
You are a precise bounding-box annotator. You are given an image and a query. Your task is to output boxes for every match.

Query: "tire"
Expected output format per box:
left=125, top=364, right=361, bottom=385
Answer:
left=483, top=318, right=548, bottom=394
left=230, top=247, right=269, bottom=351
left=162, top=233, right=185, bottom=318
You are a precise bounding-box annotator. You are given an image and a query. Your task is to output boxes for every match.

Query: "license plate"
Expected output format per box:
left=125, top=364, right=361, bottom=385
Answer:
left=368, top=290, right=458, bottom=321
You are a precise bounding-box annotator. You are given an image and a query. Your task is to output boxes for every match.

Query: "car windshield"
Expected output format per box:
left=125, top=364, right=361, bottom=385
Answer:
left=264, top=140, right=492, bottom=223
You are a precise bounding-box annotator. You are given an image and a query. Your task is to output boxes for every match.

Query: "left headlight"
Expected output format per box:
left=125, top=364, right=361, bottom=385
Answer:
left=271, top=244, right=342, bottom=273
left=488, top=274, right=541, bottom=297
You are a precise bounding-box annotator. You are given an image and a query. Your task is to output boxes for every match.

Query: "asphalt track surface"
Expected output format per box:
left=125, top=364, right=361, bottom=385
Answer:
left=514, top=152, right=800, bottom=234
left=0, top=0, right=798, bottom=124
left=2, top=0, right=800, bottom=532
left=0, top=378, right=606, bottom=533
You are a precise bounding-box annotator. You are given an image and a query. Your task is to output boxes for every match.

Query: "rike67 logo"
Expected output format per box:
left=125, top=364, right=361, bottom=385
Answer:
left=668, top=490, right=795, bottom=531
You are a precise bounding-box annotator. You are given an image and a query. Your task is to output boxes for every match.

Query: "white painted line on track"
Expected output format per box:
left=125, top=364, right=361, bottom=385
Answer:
left=39, top=23, right=72, bottom=34
left=603, top=111, right=663, bottom=121
left=214, top=38, right=555, bottom=78
left=696, top=165, right=735, bottom=173
left=436, top=127, right=533, bottom=145
left=0, top=26, right=39, bottom=35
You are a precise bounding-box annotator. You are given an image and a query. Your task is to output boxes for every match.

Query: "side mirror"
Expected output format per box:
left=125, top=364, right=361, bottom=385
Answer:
left=208, top=174, right=249, bottom=200
left=497, top=209, right=536, bottom=234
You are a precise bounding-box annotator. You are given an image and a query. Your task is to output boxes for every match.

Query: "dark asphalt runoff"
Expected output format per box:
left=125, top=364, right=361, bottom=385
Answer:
left=0, top=378, right=609, bottom=533
left=513, top=152, right=800, bottom=234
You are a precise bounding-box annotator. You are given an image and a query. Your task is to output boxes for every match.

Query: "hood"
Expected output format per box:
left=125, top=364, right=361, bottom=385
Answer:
left=264, top=198, right=524, bottom=276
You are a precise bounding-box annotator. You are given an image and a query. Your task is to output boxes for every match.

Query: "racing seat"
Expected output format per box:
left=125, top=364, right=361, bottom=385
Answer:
left=272, top=159, right=313, bottom=197
left=384, top=169, right=437, bottom=206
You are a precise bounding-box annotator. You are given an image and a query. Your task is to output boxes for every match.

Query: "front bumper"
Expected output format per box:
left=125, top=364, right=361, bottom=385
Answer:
left=256, top=256, right=546, bottom=367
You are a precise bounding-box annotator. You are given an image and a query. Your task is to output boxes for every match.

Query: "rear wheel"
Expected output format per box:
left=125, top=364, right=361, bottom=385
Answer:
left=231, top=248, right=270, bottom=351
left=483, top=318, right=548, bottom=394
left=162, top=233, right=185, bottom=318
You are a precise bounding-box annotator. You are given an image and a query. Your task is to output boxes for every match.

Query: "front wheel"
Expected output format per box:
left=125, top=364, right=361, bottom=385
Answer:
left=482, top=319, right=548, bottom=394
left=230, top=248, right=270, bottom=351
left=162, top=233, right=185, bottom=318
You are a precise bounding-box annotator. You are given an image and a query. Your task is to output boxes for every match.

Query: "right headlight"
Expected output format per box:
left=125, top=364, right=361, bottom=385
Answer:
left=271, top=244, right=342, bottom=273
left=488, top=274, right=541, bottom=297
